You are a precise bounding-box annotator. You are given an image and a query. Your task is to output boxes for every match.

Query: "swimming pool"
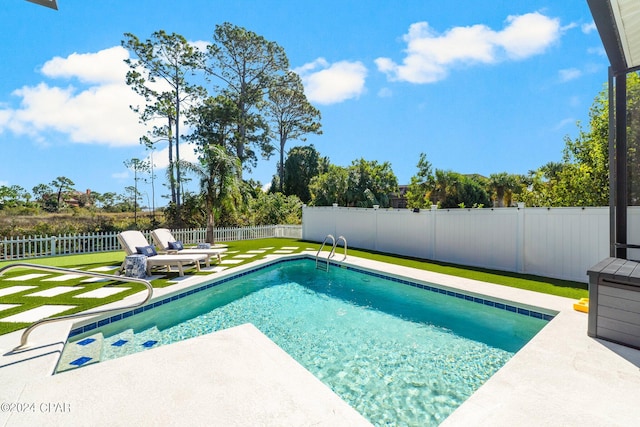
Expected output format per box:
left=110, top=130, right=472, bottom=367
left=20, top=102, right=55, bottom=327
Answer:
left=57, top=257, right=553, bottom=425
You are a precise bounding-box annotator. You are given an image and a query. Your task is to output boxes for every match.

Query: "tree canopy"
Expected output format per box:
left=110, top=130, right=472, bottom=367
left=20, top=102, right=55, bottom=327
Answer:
left=266, top=71, right=322, bottom=191
left=405, top=154, right=492, bottom=209
left=179, top=145, right=242, bottom=242
left=309, top=158, right=398, bottom=208
left=517, top=74, right=640, bottom=207
left=205, top=22, right=290, bottom=175
left=281, top=145, right=328, bottom=203
left=405, top=153, right=434, bottom=209
left=122, top=30, right=205, bottom=207
left=121, top=23, right=320, bottom=227
left=309, top=164, right=349, bottom=206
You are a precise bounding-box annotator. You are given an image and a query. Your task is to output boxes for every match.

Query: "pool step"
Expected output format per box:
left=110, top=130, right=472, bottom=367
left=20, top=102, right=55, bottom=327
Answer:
left=56, top=332, right=104, bottom=373
left=101, top=328, right=136, bottom=362
left=133, top=326, right=163, bottom=352
left=100, top=327, right=163, bottom=363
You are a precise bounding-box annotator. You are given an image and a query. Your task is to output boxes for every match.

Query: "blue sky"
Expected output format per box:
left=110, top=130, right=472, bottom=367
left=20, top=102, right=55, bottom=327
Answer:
left=0, top=0, right=605, bottom=207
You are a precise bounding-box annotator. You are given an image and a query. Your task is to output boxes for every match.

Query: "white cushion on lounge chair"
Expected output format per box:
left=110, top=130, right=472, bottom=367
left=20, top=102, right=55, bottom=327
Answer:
left=150, top=228, right=227, bottom=262
left=117, top=231, right=208, bottom=276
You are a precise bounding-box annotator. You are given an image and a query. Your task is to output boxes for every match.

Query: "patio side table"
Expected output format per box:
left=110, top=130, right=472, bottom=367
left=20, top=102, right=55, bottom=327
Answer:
left=124, top=254, right=147, bottom=278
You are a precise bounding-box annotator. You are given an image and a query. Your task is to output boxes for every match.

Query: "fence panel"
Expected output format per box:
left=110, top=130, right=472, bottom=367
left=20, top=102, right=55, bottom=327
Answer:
left=434, top=208, right=519, bottom=273
left=523, top=208, right=608, bottom=281
left=302, top=207, right=337, bottom=242
left=0, top=236, right=53, bottom=260
left=0, top=225, right=301, bottom=261
left=335, top=208, right=376, bottom=250
left=302, top=205, right=615, bottom=283
left=375, top=209, right=432, bottom=259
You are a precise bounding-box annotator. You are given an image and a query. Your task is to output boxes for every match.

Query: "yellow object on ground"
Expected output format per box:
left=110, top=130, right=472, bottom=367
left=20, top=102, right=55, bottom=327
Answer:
left=573, top=297, right=589, bottom=313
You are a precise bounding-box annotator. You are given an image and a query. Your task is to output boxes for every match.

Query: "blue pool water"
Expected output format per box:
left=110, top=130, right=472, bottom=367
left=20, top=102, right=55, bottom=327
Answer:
left=58, top=258, right=551, bottom=425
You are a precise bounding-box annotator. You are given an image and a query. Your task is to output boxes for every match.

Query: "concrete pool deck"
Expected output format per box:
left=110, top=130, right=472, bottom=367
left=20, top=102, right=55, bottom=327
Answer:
left=1, top=252, right=640, bottom=426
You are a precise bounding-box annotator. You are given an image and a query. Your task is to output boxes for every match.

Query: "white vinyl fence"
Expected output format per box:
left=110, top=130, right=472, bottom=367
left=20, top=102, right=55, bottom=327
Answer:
left=302, top=205, right=633, bottom=283
left=0, top=225, right=302, bottom=261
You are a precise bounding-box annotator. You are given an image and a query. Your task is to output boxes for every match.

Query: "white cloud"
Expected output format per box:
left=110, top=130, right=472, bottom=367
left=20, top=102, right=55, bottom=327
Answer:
left=582, top=22, right=597, bottom=34
left=495, top=13, right=562, bottom=59
left=40, top=46, right=130, bottom=84
left=191, top=40, right=209, bottom=53
left=558, top=68, right=582, bottom=82
left=9, top=81, right=145, bottom=146
left=148, top=142, right=199, bottom=170
left=0, top=109, right=10, bottom=132
left=294, top=58, right=367, bottom=104
left=0, top=46, right=155, bottom=147
left=376, top=12, right=562, bottom=84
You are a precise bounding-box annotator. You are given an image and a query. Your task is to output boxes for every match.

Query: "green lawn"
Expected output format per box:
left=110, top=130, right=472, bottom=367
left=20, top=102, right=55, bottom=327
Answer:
left=0, top=238, right=588, bottom=336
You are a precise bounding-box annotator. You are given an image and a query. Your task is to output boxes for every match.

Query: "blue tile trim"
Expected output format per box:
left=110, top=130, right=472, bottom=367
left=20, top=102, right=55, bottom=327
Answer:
left=68, top=328, right=83, bottom=338
left=82, top=323, right=97, bottom=333
left=111, top=339, right=128, bottom=347
left=70, top=356, right=92, bottom=366
left=323, top=259, right=556, bottom=322
left=76, top=338, right=95, bottom=346
left=141, top=340, right=157, bottom=348
left=68, top=256, right=555, bottom=337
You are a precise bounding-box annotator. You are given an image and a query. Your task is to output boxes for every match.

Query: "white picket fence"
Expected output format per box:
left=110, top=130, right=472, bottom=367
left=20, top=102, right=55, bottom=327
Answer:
left=302, top=205, right=632, bottom=283
left=0, top=225, right=302, bottom=261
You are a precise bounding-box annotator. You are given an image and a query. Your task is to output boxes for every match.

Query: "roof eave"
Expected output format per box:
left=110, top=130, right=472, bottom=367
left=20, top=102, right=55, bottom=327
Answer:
left=587, top=0, right=628, bottom=73
left=26, top=0, right=58, bottom=10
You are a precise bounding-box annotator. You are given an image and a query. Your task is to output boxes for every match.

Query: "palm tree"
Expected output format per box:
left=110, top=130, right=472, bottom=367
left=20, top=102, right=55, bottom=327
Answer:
left=179, top=145, right=241, bottom=243
left=488, top=172, right=519, bottom=207
left=431, top=170, right=457, bottom=207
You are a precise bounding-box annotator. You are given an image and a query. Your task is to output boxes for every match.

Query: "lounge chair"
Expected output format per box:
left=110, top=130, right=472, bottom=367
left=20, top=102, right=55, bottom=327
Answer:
left=150, top=228, right=227, bottom=263
left=117, top=230, right=208, bottom=277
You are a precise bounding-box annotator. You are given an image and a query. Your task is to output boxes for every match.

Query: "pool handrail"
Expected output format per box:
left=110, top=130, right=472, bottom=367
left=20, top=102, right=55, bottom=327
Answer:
left=330, top=235, right=348, bottom=262
left=0, top=263, right=153, bottom=352
left=315, top=234, right=335, bottom=271
left=316, top=234, right=347, bottom=271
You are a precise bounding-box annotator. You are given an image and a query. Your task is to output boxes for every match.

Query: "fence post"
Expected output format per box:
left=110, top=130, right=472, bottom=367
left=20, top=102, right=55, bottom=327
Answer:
left=50, top=236, right=56, bottom=257
left=430, top=205, right=437, bottom=260
left=373, top=207, right=379, bottom=252
left=516, top=203, right=525, bottom=273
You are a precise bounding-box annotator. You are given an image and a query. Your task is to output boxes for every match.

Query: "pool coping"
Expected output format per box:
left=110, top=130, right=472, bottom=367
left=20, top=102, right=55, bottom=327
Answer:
left=1, top=252, right=640, bottom=425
